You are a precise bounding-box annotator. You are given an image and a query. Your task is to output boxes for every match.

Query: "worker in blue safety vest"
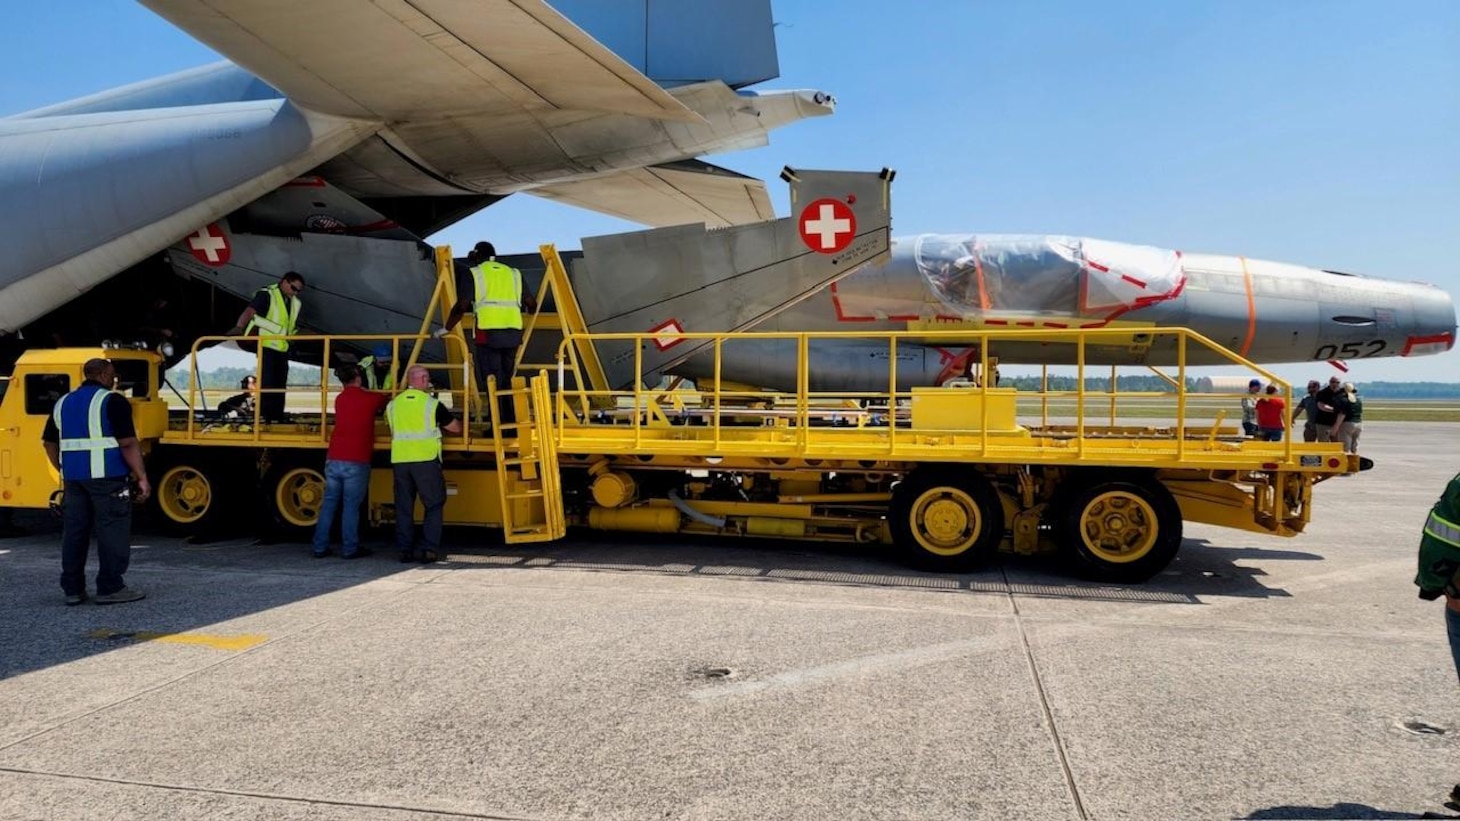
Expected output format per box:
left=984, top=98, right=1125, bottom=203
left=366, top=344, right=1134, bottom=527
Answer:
left=227, top=271, right=305, bottom=422
left=434, top=242, right=536, bottom=425
left=41, top=358, right=150, bottom=605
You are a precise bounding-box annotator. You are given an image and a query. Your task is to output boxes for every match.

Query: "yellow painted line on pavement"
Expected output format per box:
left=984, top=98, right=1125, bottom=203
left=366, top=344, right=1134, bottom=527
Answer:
left=87, top=628, right=268, bottom=652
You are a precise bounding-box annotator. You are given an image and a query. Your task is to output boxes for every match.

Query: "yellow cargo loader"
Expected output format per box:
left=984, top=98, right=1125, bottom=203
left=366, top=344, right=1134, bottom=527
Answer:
left=0, top=244, right=1363, bottom=583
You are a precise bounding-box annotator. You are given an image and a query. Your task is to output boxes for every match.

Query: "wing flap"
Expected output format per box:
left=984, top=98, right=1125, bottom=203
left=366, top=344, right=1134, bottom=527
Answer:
left=528, top=162, right=775, bottom=228
left=138, top=0, right=702, bottom=123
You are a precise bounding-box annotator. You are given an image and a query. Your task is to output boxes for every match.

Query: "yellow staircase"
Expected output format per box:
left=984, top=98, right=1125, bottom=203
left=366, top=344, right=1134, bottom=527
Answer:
left=487, top=372, right=566, bottom=543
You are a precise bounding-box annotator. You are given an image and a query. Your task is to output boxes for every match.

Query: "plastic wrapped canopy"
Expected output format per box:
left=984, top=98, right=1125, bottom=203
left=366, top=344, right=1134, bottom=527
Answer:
left=914, top=234, right=1186, bottom=319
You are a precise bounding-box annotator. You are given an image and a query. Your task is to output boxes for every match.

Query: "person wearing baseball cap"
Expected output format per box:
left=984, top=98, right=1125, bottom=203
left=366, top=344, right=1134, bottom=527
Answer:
left=359, top=342, right=397, bottom=392
left=1241, top=378, right=1262, bottom=437
left=1291, top=379, right=1322, bottom=442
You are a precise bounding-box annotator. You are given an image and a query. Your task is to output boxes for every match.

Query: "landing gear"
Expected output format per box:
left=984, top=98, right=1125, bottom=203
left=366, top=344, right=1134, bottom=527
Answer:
left=889, top=467, right=1004, bottom=572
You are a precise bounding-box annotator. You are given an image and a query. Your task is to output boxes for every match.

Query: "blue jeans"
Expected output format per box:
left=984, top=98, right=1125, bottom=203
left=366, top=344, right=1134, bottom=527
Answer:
left=312, top=460, right=371, bottom=556
left=1259, top=427, right=1284, bottom=441
left=1447, top=606, right=1460, bottom=684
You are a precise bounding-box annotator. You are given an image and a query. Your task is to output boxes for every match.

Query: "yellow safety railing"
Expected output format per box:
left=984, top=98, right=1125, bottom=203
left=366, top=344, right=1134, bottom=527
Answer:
left=551, top=325, right=1316, bottom=468
left=176, top=333, right=474, bottom=445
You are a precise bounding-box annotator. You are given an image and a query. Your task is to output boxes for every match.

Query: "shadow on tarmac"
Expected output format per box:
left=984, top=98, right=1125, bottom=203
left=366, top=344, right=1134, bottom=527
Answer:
left=0, top=511, right=1321, bottom=682
left=1246, top=802, right=1454, bottom=819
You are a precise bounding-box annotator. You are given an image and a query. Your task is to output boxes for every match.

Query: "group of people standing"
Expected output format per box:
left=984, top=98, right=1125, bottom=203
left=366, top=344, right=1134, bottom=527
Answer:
left=49, top=241, right=533, bottom=604
left=310, top=240, right=530, bottom=564
left=310, top=361, right=461, bottom=564
left=1291, top=375, right=1364, bottom=453
left=1240, top=375, right=1363, bottom=453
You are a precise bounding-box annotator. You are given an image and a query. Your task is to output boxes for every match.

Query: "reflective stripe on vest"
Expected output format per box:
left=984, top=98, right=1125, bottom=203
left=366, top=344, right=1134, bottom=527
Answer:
left=471, top=261, right=523, bottom=330
left=386, top=390, right=442, bottom=463
left=53, top=386, right=124, bottom=480
left=245, top=284, right=301, bottom=352
left=1428, top=511, right=1460, bottom=549
left=360, top=357, right=395, bottom=391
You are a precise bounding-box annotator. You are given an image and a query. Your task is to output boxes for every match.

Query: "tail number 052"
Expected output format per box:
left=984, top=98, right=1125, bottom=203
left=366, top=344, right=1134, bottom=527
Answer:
left=1314, top=340, right=1386, bottom=360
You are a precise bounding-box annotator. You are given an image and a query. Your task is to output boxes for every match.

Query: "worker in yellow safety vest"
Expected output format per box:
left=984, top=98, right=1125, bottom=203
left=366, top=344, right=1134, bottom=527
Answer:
left=1415, top=469, right=1460, bottom=810
left=386, top=365, right=462, bottom=564
left=228, top=271, right=305, bottom=423
left=434, top=242, right=536, bottom=425
left=359, top=343, right=397, bottom=392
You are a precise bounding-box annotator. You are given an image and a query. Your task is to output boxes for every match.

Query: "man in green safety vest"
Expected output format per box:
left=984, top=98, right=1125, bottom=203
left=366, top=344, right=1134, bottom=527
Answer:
left=386, top=364, right=462, bottom=564
left=228, top=271, right=305, bottom=422
left=359, top=342, right=397, bottom=392
left=1414, top=470, right=1460, bottom=812
left=434, top=242, right=536, bottom=425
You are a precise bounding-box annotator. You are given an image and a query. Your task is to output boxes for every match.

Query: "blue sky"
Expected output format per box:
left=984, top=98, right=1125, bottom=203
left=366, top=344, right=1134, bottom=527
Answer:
left=2, top=1, right=1456, bottom=383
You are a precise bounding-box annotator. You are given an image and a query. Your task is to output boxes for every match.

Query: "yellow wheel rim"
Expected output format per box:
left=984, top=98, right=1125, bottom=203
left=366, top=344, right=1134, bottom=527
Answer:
left=909, top=487, right=981, bottom=556
left=275, top=467, right=324, bottom=527
left=158, top=466, right=211, bottom=524
left=1078, top=491, right=1159, bottom=563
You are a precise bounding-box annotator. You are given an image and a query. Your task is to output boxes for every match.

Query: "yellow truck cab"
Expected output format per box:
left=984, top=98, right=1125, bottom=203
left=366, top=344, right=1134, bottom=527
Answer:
left=0, top=348, right=165, bottom=510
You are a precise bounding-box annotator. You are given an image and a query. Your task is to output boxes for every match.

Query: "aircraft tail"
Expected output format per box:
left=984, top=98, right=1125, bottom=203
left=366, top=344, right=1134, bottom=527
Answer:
left=568, top=167, right=894, bottom=388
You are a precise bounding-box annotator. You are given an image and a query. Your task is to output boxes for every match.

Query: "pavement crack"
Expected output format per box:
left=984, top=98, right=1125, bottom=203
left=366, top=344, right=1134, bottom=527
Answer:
left=0, top=766, right=536, bottom=820
left=1003, top=566, right=1089, bottom=821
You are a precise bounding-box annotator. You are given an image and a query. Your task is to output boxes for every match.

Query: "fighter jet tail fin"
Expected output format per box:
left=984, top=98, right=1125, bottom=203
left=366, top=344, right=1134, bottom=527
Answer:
left=568, top=167, right=894, bottom=388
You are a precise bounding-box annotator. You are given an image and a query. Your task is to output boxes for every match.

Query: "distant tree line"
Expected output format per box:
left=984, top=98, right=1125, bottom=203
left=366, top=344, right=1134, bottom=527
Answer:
left=992, top=374, right=1460, bottom=398
left=1001, top=375, right=1198, bottom=392
left=1333, top=382, right=1460, bottom=399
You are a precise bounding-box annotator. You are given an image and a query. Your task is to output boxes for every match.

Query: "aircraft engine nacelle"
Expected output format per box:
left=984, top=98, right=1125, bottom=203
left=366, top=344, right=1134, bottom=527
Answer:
left=0, top=100, right=373, bottom=332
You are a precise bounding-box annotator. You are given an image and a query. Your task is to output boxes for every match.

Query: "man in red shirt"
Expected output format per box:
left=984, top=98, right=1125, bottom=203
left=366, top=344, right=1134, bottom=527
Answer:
left=312, top=364, right=389, bottom=558
left=1255, top=383, right=1287, bottom=442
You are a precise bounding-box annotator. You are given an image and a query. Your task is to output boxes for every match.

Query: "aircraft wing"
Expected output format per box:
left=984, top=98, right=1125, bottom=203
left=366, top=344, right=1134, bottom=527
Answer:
left=137, top=0, right=703, bottom=123
left=527, top=160, right=776, bottom=228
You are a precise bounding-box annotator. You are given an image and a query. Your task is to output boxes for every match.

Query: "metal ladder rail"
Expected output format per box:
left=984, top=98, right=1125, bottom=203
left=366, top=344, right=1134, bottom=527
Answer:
left=487, top=374, right=565, bottom=543
left=513, top=244, right=611, bottom=413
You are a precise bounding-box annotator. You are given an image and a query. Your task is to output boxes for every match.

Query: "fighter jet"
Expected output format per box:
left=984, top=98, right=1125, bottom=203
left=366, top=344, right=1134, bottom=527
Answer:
left=0, top=1, right=833, bottom=358
left=539, top=230, right=1459, bottom=392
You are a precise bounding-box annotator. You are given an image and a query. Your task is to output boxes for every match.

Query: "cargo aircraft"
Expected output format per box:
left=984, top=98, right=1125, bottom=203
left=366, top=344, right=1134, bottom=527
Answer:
left=0, top=0, right=833, bottom=360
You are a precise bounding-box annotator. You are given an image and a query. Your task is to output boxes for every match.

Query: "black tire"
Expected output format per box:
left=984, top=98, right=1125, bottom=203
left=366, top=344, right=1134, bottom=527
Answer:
left=148, top=452, right=237, bottom=536
left=889, top=467, right=1004, bottom=572
left=261, top=452, right=327, bottom=537
left=1056, top=477, right=1182, bottom=583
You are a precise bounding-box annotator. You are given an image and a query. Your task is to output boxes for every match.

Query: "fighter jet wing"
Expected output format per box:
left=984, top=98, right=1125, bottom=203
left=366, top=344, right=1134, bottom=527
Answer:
left=527, top=160, right=776, bottom=228
left=137, top=0, right=703, bottom=123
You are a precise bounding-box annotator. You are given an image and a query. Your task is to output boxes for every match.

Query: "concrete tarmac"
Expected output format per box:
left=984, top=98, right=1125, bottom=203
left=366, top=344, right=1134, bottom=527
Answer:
left=1, top=423, right=1458, bottom=820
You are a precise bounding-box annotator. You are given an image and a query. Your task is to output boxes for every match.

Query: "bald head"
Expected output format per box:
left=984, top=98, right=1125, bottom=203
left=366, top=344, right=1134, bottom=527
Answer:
left=406, top=365, right=430, bottom=388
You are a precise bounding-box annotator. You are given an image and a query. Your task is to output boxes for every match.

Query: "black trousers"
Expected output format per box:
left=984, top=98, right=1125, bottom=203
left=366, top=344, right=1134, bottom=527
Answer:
left=260, top=347, right=289, bottom=421
left=475, top=345, right=517, bottom=424
left=60, top=477, right=133, bottom=596
left=393, top=461, right=446, bottom=555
